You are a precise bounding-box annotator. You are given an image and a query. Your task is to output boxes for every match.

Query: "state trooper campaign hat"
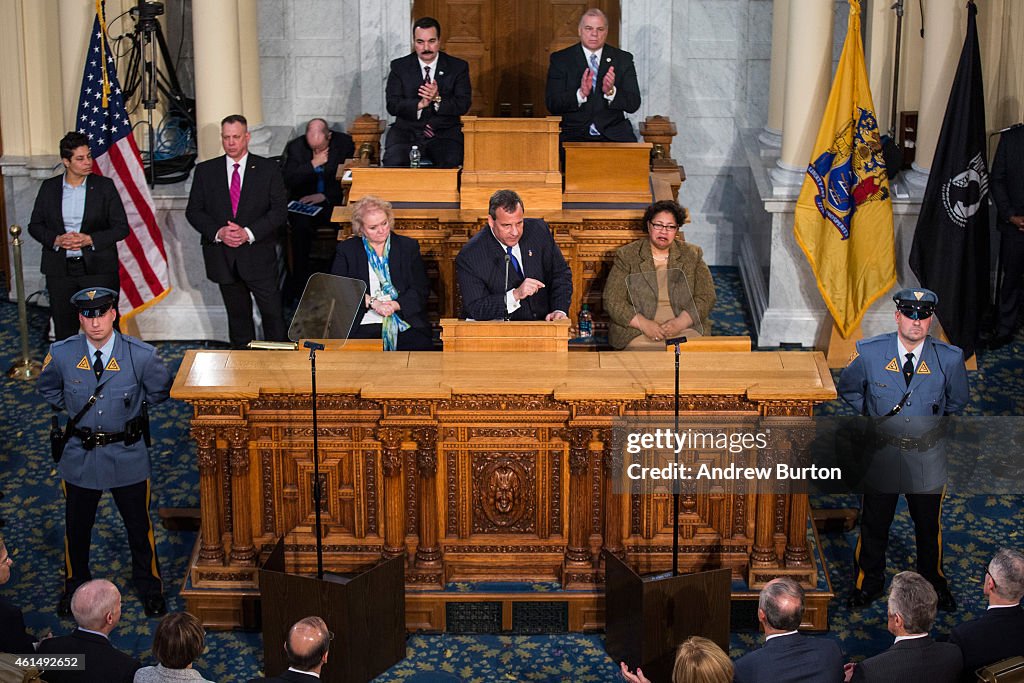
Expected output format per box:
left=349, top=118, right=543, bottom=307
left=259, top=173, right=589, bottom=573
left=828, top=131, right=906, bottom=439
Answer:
left=893, top=287, right=937, bottom=320
left=70, top=287, right=118, bottom=318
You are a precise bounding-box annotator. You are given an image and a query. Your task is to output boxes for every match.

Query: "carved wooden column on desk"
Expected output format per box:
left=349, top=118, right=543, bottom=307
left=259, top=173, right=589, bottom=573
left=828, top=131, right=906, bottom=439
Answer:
left=602, top=428, right=625, bottom=561
left=750, top=429, right=781, bottom=570
left=784, top=425, right=814, bottom=567
left=565, top=427, right=593, bottom=569
left=193, top=425, right=224, bottom=565
left=377, top=427, right=407, bottom=561
left=413, top=426, right=441, bottom=571
left=226, top=426, right=257, bottom=566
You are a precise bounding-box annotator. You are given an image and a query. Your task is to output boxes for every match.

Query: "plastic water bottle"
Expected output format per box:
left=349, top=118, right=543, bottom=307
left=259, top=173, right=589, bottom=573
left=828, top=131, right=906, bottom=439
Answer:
left=578, top=304, right=593, bottom=339
left=409, top=145, right=421, bottom=168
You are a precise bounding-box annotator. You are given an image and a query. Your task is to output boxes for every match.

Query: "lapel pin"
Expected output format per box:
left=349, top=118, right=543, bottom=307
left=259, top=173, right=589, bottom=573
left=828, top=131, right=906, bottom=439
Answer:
left=528, top=250, right=533, bottom=257
left=439, top=71, right=444, bottom=76
left=606, top=57, right=611, bottom=63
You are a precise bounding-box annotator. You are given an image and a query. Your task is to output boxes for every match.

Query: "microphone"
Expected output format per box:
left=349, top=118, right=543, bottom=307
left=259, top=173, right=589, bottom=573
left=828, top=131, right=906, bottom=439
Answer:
left=303, top=341, right=326, bottom=351
left=503, top=252, right=511, bottom=321
left=664, top=336, right=687, bottom=346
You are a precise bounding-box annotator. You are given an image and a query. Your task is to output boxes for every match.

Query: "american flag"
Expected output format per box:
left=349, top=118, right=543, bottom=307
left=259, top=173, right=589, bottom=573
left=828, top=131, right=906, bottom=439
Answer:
left=75, top=4, right=170, bottom=319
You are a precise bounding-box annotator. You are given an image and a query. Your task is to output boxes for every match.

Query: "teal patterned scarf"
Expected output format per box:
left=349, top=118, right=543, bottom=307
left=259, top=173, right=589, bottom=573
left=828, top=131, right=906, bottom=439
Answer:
left=363, top=236, right=410, bottom=351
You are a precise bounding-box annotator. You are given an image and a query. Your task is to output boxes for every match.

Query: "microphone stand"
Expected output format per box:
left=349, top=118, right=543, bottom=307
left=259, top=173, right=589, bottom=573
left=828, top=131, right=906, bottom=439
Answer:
left=666, top=335, right=687, bottom=576
left=304, top=340, right=326, bottom=580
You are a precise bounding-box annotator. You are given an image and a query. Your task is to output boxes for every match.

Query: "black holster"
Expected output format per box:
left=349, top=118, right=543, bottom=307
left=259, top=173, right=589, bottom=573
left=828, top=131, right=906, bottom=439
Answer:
left=50, top=416, right=68, bottom=464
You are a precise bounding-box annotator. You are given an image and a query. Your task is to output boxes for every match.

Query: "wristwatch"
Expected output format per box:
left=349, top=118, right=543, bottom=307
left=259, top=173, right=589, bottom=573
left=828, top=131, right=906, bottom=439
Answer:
left=432, top=94, right=442, bottom=104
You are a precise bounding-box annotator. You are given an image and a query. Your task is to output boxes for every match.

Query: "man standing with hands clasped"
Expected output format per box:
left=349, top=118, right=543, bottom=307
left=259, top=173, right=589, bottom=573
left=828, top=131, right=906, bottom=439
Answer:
left=545, top=8, right=642, bottom=144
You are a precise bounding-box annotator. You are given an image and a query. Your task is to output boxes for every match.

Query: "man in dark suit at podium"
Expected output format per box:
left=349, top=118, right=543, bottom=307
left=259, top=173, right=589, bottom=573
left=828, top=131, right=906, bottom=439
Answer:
left=734, top=577, right=844, bottom=683
left=950, top=548, right=1024, bottom=682
left=186, top=114, right=288, bottom=348
left=545, top=8, right=641, bottom=144
left=248, top=616, right=331, bottom=683
left=382, top=17, right=472, bottom=168
left=456, top=190, right=572, bottom=321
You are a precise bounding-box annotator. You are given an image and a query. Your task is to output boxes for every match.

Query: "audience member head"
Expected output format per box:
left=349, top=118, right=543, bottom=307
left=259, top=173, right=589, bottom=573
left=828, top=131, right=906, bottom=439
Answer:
left=284, top=616, right=331, bottom=672
left=413, top=17, right=442, bottom=63
left=486, top=189, right=526, bottom=248
left=349, top=195, right=394, bottom=248
left=59, top=132, right=94, bottom=181
left=758, top=577, right=805, bottom=633
left=578, top=8, right=609, bottom=52
left=671, top=636, right=733, bottom=683
left=643, top=200, right=686, bottom=253
left=0, top=535, right=12, bottom=585
left=71, top=579, right=122, bottom=634
left=886, top=571, right=937, bottom=636
left=985, top=547, right=1024, bottom=604
left=305, top=118, right=331, bottom=153
left=152, top=611, right=206, bottom=670
left=220, top=114, right=250, bottom=161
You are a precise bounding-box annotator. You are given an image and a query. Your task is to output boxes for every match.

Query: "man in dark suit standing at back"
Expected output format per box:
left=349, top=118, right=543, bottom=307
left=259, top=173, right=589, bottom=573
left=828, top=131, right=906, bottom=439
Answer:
left=456, top=189, right=572, bottom=322
left=28, top=132, right=129, bottom=341
left=186, top=114, right=288, bottom=348
left=281, top=117, right=355, bottom=299
left=983, top=124, right=1024, bottom=349
left=247, top=616, right=331, bottom=683
left=950, top=548, right=1024, bottom=682
left=845, top=571, right=962, bottom=682
left=383, top=17, right=472, bottom=168
left=734, top=577, right=844, bottom=683
left=545, top=8, right=641, bottom=144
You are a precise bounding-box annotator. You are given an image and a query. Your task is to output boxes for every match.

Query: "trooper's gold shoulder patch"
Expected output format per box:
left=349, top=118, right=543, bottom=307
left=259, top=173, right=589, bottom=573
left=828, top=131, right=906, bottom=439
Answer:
left=42, top=352, right=52, bottom=369
left=847, top=350, right=859, bottom=365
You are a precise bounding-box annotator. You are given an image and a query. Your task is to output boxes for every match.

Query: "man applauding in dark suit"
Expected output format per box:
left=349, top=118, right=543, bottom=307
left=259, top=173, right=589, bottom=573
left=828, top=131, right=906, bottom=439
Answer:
left=456, top=190, right=572, bottom=322
left=545, top=8, right=641, bottom=144
left=845, top=571, right=962, bottom=682
left=37, top=580, right=140, bottom=683
left=950, top=548, right=1024, bottom=682
left=734, top=577, right=844, bottom=683
left=186, top=114, right=288, bottom=348
left=383, top=17, right=471, bottom=168
left=247, top=616, right=331, bottom=683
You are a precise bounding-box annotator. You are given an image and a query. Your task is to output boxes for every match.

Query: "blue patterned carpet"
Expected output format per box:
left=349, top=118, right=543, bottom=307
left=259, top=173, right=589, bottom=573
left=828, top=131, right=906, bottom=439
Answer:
left=1, top=266, right=1021, bottom=681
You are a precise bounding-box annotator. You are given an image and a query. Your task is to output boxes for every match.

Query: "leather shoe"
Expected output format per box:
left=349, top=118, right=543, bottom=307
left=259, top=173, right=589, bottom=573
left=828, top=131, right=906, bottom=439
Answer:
left=936, top=586, right=957, bottom=612
left=847, top=588, right=883, bottom=609
left=141, top=593, right=167, bottom=618
left=57, top=592, right=73, bottom=619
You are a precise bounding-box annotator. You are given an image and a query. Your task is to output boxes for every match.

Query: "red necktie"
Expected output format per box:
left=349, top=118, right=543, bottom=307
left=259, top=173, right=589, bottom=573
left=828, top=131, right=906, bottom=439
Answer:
left=230, top=163, right=241, bottom=216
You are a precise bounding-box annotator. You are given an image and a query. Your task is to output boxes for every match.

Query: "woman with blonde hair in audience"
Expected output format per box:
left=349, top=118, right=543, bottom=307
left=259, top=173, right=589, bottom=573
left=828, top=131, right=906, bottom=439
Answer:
left=620, top=635, right=734, bottom=683
left=331, top=195, right=434, bottom=350
left=603, top=199, right=715, bottom=349
left=134, top=611, right=215, bottom=682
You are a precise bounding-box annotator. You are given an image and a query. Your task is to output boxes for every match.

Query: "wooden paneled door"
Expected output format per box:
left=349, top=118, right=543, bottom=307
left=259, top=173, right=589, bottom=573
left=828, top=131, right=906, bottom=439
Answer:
left=412, top=0, right=621, bottom=118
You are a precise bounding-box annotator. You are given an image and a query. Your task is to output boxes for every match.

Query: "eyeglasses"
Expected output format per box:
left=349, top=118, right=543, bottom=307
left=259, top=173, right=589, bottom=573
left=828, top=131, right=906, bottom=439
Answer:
left=649, top=222, right=678, bottom=232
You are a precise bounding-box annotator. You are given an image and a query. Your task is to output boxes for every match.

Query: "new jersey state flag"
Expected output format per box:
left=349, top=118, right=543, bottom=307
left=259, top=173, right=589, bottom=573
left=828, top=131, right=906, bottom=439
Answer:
left=794, top=0, right=896, bottom=338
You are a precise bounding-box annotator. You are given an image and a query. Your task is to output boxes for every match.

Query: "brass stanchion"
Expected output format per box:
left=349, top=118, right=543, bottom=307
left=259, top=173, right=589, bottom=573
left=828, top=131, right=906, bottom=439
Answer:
left=6, top=225, right=42, bottom=380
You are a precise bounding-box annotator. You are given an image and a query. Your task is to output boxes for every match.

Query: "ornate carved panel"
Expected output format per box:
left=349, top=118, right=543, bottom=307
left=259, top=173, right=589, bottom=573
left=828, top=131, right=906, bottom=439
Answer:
left=472, top=454, right=537, bottom=534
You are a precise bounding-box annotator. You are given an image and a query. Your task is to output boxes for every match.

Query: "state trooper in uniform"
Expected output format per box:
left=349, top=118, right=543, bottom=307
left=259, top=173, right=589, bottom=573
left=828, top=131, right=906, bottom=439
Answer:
left=838, top=288, right=969, bottom=613
left=37, top=287, right=172, bottom=618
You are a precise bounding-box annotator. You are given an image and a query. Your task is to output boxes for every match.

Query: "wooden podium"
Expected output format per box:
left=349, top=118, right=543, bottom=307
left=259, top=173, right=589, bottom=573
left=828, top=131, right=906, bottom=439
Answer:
left=348, top=167, right=459, bottom=204
left=440, top=319, right=570, bottom=352
left=563, top=142, right=653, bottom=204
left=460, top=116, right=563, bottom=210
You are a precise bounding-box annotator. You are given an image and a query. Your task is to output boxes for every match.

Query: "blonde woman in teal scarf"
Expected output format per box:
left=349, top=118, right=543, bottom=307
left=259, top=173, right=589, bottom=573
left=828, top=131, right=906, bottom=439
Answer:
left=331, top=196, right=434, bottom=350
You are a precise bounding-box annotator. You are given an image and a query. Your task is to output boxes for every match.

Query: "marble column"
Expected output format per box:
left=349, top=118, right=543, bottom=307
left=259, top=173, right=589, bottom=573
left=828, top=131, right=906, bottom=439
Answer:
left=621, top=0, right=672, bottom=124
left=237, top=0, right=269, bottom=149
left=770, top=0, right=834, bottom=190
left=21, top=0, right=65, bottom=158
left=759, top=0, right=790, bottom=148
left=357, top=0, right=414, bottom=121
left=192, top=0, right=243, bottom=160
left=58, top=0, right=93, bottom=133
left=906, top=0, right=963, bottom=189
left=863, top=0, right=897, bottom=136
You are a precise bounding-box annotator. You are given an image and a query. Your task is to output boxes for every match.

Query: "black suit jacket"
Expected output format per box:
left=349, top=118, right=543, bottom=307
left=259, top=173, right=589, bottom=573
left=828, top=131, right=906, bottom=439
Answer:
left=0, top=595, right=36, bottom=654
left=545, top=43, right=641, bottom=141
left=950, top=605, right=1024, bottom=682
left=185, top=153, right=288, bottom=284
left=27, top=174, right=129, bottom=277
left=281, top=130, right=355, bottom=207
left=733, top=633, right=845, bottom=683
left=385, top=52, right=472, bottom=139
left=851, top=636, right=962, bottom=683
left=455, top=218, right=572, bottom=321
left=247, top=670, right=321, bottom=683
left=36, top=628, right=140, bottom=683
left=991, top=126, right=1024, bottom=230
left=330, top=233, right=431, bottom=331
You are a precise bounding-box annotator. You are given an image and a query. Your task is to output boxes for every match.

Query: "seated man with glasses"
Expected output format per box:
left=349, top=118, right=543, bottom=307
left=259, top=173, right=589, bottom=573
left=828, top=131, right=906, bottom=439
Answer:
left=602, top=199, right=716, bottom=349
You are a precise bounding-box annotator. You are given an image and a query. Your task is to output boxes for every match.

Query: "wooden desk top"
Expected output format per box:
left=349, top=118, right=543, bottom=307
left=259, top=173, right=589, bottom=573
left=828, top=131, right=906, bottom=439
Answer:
left=171, top=350, right=836, bottom=403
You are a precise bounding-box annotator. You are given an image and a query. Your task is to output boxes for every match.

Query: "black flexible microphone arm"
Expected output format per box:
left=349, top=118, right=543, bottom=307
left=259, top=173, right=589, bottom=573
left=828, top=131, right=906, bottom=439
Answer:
left=304, top=340, right=325, bottom=580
